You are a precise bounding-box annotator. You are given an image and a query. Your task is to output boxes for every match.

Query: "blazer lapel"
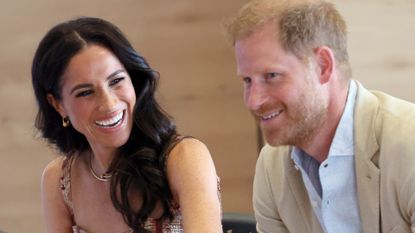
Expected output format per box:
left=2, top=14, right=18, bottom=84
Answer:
left=353, top=81, right=381, bottom=233
left=285, top=156, right=325, bottom=233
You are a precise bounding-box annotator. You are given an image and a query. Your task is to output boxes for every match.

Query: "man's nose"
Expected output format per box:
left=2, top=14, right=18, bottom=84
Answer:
left=245, top=83, right=267, bottom=111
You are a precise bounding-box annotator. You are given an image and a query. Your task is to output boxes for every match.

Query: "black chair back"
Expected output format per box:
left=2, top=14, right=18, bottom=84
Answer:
left=222, top=212, right=257, bottom=233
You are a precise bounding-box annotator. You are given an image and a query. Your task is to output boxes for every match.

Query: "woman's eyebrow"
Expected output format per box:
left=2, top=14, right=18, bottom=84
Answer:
left=69, top=69, right=126, bottom=94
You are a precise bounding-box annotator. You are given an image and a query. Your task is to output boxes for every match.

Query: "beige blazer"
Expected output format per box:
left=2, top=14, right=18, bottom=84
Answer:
left=253, top=81, right=415, bottom=233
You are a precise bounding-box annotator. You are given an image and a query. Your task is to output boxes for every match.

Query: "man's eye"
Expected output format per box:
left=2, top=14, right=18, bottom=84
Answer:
left=109, top=77, right=125, bottom=86
left=75, top=90, right=93, bottom=97
left=242, top=77, right=251, bottom=84
left=268, top=72, right=279, bottom=78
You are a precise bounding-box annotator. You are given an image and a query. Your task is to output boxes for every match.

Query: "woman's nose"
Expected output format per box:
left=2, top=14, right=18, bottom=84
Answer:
left=98, top=90, right=117, bottom=112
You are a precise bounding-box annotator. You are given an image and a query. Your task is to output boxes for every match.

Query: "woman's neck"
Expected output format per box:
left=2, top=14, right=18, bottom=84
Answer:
left=88, top=146, right=117, bottom=174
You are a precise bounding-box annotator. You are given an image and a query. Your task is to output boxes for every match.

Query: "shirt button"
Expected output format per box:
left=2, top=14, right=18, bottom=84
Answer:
left=323, top=163, right=328, bottom=168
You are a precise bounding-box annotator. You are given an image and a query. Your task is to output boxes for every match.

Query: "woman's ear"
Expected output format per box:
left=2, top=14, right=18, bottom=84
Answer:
left=314, top=46, right=335, bottom=84
left=47, top=94, right=67, bottom=117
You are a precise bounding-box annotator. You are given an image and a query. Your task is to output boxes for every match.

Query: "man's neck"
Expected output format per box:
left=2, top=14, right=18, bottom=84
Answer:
left=298, top=80, right=350, bottom=163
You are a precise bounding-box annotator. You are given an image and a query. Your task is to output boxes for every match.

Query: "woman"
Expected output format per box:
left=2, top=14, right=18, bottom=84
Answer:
left=32, top=17, right=222, bottom=233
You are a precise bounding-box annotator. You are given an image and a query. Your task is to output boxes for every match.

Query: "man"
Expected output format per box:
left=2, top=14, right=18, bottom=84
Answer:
left=226, top=0, right=415, bottom=232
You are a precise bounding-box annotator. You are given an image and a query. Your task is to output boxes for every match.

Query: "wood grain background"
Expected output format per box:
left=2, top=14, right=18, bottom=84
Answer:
left=0, top=0, right=414, bottom=232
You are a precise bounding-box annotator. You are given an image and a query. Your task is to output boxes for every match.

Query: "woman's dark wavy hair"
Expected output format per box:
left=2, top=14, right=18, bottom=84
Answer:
left=32, top=17, right=177, bottom=232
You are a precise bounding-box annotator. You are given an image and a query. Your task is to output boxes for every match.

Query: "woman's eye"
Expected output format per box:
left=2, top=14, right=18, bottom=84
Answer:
left=75, top=90, right=93, bottom=98
left=109, top=77, right=125, bottom=86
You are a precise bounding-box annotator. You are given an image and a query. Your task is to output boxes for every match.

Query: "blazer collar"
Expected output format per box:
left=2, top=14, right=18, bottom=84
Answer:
left=353, top=81, right=381, bottom=233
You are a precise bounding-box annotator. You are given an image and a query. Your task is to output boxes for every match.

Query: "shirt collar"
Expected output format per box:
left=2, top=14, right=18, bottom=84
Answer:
left=327, top=80, right=357, bottom=156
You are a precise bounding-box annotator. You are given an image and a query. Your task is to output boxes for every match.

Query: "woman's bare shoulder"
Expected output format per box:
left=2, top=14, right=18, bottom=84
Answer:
left=168, top=137, right=210, bottom=159
left=165, top=138, right=222, bottom=232
left=42, top=156, right=66, bottom=185
left=166, top=137, right=217, bottom=189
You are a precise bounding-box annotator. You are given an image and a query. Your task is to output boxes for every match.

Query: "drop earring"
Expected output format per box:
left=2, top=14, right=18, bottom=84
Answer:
left=62, top=116, right=70, bottom=127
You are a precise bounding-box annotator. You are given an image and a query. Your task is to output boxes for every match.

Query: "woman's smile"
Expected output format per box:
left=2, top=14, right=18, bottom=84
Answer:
left=95, top=110, right=125, bottom=128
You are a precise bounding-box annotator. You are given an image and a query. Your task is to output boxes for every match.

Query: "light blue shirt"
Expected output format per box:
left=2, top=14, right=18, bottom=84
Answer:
left=291, top=81, right=362, bottom=233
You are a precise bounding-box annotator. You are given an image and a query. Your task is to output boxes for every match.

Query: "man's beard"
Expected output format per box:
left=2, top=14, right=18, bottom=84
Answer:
left=262, top=83, right=328, bottom=147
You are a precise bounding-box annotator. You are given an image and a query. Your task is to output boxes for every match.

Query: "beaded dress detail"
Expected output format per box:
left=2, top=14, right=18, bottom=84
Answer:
left=60, top=155, right=184, bottom=233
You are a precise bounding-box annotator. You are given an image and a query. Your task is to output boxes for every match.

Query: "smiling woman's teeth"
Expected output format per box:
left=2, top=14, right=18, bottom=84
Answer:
left=95, top=111, right=123, bottom=127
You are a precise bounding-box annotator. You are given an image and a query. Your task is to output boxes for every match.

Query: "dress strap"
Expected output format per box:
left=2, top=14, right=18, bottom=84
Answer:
left=60, top=155, right=75, bottom=215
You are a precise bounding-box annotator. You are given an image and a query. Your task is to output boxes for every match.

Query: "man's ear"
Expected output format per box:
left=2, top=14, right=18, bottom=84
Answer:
left=47, top=94, right=67, bottom=117
left=314, top=46, right=335, bottom=84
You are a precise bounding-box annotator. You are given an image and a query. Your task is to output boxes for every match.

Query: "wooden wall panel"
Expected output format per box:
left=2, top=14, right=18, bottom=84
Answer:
left=0, top=0, right=414, bottom=232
